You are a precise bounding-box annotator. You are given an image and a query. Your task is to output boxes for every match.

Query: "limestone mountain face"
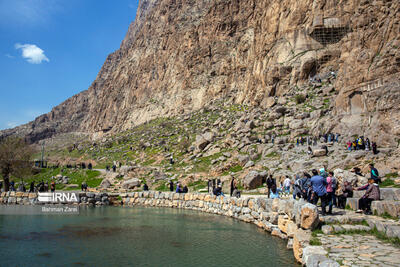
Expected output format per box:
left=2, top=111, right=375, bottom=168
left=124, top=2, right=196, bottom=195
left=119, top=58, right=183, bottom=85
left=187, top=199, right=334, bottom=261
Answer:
left=2, top=0, right=399, bottom=145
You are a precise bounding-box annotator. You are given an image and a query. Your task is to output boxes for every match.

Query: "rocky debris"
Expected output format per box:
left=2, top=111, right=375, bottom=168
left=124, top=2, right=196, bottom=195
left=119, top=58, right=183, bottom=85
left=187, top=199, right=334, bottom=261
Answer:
left=236, top=155, right=250, bottom=166
left=119, top=165, right=135, bottom=175
left=54, top=175, right=70, bottom=184
left=153, top=171, right=168, bottom=181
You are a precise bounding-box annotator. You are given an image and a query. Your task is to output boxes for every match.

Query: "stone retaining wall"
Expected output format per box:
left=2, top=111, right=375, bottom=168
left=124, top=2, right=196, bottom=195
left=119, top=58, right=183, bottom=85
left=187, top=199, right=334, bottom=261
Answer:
left=0, top=191, right=338, bottom=266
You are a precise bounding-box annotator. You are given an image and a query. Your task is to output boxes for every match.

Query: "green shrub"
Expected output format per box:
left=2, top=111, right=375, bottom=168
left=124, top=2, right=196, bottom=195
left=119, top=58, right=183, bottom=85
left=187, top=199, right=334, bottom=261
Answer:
left=295, top=94, right=306, bottom=104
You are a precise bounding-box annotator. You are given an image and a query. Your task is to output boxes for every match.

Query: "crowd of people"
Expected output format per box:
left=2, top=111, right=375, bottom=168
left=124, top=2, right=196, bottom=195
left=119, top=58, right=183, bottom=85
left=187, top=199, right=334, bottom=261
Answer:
left=346, top=136, right=378, bottom=154
left=295, top=133, right=340, bottom=147
left=265, top=163, right=381, bottom=215
left=4, top=180, right=58, bottom=193
left=166, top=180, right=188, bottom=194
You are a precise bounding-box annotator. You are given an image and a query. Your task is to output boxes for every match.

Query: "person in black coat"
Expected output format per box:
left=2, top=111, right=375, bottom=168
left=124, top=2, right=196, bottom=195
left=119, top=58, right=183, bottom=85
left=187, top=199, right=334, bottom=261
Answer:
left=266, top=175, right=276, bottom=198
left=29, top=181, right=35, bottom=193
left=169, top=181, right=174, bottom=192
left=230, top=178, right=236, bottom=197
left=182, top=185, right=188, bottom=193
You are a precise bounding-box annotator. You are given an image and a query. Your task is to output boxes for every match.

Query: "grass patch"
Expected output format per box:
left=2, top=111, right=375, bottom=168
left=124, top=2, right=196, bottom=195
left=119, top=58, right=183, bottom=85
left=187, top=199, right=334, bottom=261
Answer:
left=385, top=173, right=398, bottom=179
left=188, top=180, right=208, bottom=191
left=155, top=181, right=170, bottom=192
left=380, top=178, right=400, bottom=188
left=265, top=152, right=279, bottom=158
left=142, top=159, right=156, bottom=166
left=309, top=237, right=322, bottom=246
left=312, top=229, right=323, bottom=237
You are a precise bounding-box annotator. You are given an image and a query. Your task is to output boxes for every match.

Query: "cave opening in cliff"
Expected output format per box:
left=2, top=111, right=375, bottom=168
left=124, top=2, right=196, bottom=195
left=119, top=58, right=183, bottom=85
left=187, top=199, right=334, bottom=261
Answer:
left=310, top=26, right=350, bottom=45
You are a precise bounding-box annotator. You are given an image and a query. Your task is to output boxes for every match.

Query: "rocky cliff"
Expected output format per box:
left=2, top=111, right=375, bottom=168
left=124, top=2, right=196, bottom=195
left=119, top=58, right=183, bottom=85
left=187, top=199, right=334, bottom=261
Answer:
left=2, top=0, right=399, bottom=145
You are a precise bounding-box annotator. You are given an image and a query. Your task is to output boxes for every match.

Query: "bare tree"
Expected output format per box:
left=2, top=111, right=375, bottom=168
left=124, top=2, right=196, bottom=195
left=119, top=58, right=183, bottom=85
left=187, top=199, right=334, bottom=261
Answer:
left=0, top=137, right=35, bottom=191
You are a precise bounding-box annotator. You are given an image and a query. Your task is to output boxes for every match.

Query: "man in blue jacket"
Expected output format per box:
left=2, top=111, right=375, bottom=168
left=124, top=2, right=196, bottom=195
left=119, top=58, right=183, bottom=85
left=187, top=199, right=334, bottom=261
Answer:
left=310, top=169, right=328, bottom=215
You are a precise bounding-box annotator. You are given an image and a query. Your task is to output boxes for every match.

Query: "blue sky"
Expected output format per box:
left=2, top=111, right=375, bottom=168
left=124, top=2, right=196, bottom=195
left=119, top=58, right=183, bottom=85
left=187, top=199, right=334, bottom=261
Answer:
left=0, top=0, right=139, bottom=130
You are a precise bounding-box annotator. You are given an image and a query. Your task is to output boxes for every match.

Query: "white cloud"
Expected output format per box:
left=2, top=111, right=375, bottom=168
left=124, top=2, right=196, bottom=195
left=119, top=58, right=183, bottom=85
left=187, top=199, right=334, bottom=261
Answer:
left=6, top=122, right=18, bottom=128
left=0, top=0, right=63, bottom=26
left=5, top=53, right=15, bottom=58
left=15, top=43, right=49, bottom=64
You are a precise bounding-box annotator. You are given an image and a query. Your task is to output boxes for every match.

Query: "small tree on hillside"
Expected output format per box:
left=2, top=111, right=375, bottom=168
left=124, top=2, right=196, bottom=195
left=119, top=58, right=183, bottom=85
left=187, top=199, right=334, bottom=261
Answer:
left=0, top=137, right=34, bottom=191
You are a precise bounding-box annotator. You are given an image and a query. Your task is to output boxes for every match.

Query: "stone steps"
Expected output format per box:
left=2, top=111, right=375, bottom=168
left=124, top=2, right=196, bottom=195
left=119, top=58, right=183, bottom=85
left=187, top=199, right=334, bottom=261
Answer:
left=371, top=200, right=400, bottom=218
left=346, top=198, right=400, bottom=218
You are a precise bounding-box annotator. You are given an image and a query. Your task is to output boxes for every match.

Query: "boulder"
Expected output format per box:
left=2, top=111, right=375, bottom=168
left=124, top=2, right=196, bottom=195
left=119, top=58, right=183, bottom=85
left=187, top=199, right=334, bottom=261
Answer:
left=61, top=176, right=69, bottom=184
left=289, top=119, right=304, bottom=129
left=334, top=169, right=367, bottom=187
left=245, top=120, right=256, bottom=130
left=195, top=135, right=210, bottom=151
left=244, top=160, right=255, bottom=168
left=202, top=131, right=215, bottom=142
left=122, top=178, right=141, bottom=189
left=153, top=171, right=168, bottom=181
left=286, top=220, right=298, bottom=238
left=119, top=165, right=134, bottom=175
left=237, top=154, right=250, bottom=166
left=293, top=228, right=311, bottom=263
left=100, top=179, right=112, bottom=189
left=321, top=225, right=333, bottom=235
left=243, top=171, right=263, bottom=189
left=278, top=215, right=290, bottom=233
left=300, top=203, right=319, bottom=230
left=312, top=149, right=327, bottom=157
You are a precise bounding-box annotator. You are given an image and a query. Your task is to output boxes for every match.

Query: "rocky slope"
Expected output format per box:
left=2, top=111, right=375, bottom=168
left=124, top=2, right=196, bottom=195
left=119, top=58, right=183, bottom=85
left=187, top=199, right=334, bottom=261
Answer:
left=1, top=0, right=399, bottom=146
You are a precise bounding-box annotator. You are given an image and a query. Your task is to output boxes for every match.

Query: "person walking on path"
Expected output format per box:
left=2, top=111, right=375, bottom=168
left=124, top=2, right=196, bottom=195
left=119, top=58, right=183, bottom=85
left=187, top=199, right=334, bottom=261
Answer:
left=310, top=169, right=328, bottom=215
left=266, top=175, right=276, bottom=198
left=169, top=180, right=174, bottom=192
left=369, top=164, right=381, bottom=184
left=326, top=172, right=335, bottom=214
left=293, top=175, right=302, bottom=199
left=283, top=176, right=291, bottom=194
